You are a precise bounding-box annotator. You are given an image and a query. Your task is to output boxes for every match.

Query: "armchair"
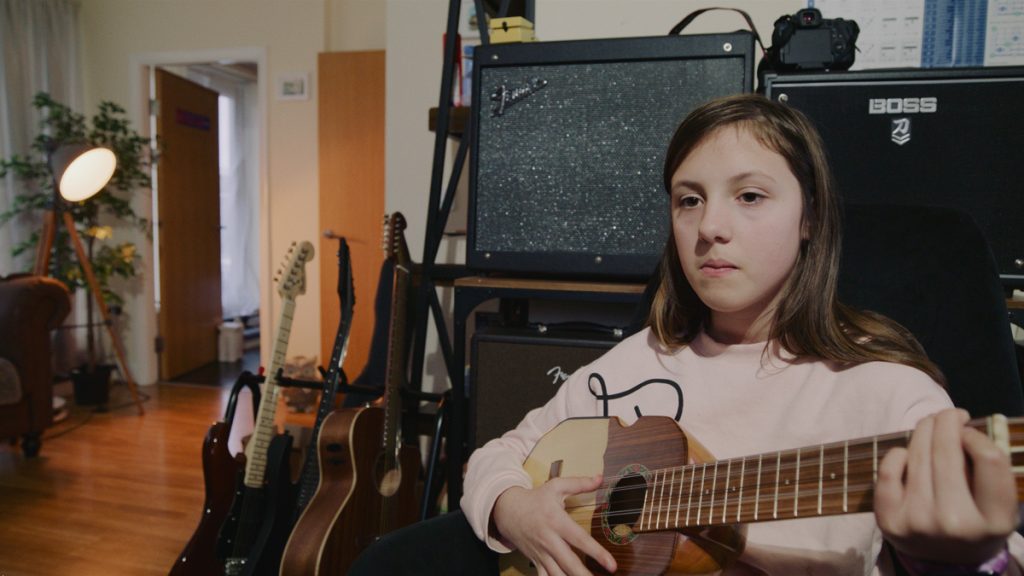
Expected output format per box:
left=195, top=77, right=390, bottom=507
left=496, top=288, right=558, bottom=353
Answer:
left=0, top=273, right=71, bottom=457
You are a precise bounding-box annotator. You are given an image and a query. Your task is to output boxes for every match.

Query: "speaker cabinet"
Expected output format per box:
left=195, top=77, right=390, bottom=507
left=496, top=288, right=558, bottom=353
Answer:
left=470, top=328, right=618, bottom=450
left=763, top=67, right=1024, bottom=287
left=468, top=33, right=755, bottom=279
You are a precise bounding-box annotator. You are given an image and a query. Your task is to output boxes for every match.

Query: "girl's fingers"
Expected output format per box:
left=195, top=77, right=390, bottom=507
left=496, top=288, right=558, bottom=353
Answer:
left=905, top=414, right=936, bottom=501
left=875, top=446, right=909, bottom=531
left=563, top=515, right=616, bottom=573
left=929, top=410, right=974, bottom=516
left=962, top=426, right=1019, bottom=532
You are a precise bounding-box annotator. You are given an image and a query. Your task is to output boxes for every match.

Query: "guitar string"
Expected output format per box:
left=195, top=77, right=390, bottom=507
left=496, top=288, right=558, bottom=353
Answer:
left=562, top=476, right=880, bottom=518
left=579, top=421, right=1022, bottom=495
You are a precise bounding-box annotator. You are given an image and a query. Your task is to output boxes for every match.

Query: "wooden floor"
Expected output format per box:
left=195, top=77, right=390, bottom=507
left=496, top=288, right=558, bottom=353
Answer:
left=0, top=381, right=239, bottom=576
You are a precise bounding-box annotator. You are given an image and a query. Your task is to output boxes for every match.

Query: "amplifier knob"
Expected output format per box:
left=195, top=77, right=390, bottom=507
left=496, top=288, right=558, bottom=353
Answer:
left=1015, top=258, right=1023, bottom=269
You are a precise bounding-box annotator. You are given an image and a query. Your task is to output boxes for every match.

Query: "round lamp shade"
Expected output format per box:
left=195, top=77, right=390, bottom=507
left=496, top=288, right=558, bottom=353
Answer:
left=51, top=144, right=117, bottom=202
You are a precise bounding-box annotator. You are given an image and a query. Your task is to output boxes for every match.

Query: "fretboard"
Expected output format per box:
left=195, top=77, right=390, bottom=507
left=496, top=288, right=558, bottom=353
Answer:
left=243, top=297, right=297, bottom=488
left=634, top=415, right=1015, bottom=532
left=295, top=320, right=351, bottom=509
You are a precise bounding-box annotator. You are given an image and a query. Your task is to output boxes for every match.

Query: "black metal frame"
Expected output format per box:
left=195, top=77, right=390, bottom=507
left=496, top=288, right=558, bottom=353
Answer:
left=407, top=0, right=534, bottom=516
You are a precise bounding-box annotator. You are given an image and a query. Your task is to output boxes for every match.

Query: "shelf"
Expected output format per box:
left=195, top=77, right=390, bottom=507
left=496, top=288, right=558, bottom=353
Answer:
left=428, top=106, right=470, bottom=137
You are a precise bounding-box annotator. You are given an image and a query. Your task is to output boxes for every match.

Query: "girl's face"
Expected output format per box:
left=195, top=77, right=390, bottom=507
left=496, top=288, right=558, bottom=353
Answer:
left=670, top=125, right=806, bottom=344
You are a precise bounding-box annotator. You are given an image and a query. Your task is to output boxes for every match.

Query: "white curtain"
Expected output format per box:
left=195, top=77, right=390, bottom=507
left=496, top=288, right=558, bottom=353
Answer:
left=186, top=67, right=260, bottom=319
left=0, top=0, right=82, bottom=274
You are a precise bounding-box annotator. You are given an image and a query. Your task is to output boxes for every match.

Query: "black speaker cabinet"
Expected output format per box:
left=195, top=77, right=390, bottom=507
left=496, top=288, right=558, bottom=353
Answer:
left=468, top=33, right=755, bottom=279
left=470, top=328, right=618, bottom=450
left=763, top=67, right=1024, bottom=287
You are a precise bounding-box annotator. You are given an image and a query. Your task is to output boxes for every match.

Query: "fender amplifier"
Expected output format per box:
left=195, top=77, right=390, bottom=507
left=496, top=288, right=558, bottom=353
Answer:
left=469, top=328, right=619, bottom=450
left=468, top=33, right=755, bottom=279
left=764, top=67, right=1024, bottom=287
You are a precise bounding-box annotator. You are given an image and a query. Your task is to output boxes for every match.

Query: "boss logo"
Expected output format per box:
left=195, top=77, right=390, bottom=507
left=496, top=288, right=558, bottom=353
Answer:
left=868, top=97, right=938, bottom=114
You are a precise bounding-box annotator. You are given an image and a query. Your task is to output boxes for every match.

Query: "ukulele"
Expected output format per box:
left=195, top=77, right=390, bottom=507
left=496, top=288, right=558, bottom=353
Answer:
left=278, top=213, right=421, bottom=575
left=501, top=414, right=1023, bottom=576
left=218, top=241, right=314, bottom=576
left=278, top=236, right=357, bottom=574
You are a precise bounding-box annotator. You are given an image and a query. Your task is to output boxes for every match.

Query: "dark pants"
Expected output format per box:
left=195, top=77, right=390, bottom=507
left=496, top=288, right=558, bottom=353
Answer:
left=349, top=511, right=500, bottom=575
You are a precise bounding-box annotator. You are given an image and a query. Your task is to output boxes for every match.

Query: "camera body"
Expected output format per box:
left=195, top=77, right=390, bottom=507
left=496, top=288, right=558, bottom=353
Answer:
left=768, top=8, right=859, bottom=71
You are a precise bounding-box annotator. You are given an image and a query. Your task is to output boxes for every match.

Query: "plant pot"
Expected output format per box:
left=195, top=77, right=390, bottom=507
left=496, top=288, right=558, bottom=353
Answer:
left=71, top=364, right=113, bottom=407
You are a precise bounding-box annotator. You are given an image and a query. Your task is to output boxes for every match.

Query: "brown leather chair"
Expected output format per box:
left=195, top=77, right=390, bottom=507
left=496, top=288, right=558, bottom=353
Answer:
left=0, top=274, right=71, bottom=457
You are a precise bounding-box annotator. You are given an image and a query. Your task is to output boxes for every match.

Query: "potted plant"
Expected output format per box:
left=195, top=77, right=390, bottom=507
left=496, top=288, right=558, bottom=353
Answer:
left=0, top=92, right=153, bottom=405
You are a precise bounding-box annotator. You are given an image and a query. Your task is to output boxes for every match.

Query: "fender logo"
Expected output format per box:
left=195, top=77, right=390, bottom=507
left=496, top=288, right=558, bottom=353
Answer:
left=490, top=77, right=548, bottom=117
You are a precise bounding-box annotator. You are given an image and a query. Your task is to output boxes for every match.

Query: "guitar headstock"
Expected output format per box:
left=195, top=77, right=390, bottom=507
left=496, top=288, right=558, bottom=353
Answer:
left=381, top=212, right=410, bottom=266
left=275, top=241, right=315, bottom=298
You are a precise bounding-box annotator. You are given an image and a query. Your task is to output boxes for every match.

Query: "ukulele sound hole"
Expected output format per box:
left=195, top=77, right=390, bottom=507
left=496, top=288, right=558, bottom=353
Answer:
left=606, top=472, right=647, bottom=538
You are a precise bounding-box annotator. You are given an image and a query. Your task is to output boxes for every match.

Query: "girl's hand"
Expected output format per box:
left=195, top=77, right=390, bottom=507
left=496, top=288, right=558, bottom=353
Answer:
left=492, top=474, right=617, bottom=576
left=875, top=408, right=1019, bottom=565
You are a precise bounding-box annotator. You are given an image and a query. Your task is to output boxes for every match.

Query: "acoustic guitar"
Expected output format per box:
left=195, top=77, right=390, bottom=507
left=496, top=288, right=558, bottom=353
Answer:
left=278, top=236, right=357, bottom=574
left=218, top=241, right=314, bottom=576
left=278, top=213, right=421, bottom=575
left=501, top=414, right=1023, bottom=575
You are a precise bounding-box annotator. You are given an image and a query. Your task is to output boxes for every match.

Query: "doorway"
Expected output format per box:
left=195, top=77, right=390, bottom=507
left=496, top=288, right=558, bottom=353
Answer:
left=153, top=63, right=262, bottom=384
left=130, top=48, right=268, bottom=385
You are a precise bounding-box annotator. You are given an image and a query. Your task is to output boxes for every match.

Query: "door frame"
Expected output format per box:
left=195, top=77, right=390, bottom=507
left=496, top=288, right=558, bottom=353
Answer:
left=128, top=47, right=270, bottom=385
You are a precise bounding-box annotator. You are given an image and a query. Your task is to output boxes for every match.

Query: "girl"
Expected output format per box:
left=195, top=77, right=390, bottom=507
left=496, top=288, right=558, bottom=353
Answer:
left=353, top=94, right=1021, bottom=575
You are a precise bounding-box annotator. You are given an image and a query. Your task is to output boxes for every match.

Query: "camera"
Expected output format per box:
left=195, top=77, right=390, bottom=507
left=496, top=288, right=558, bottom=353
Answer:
left=765, top=8, right=859, bottom=72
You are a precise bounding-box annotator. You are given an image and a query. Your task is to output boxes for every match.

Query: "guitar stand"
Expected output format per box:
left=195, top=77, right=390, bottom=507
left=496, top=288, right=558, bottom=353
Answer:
left=266, top=369, right=450, bottom=521
left=223, top=371, right=263, bottom=426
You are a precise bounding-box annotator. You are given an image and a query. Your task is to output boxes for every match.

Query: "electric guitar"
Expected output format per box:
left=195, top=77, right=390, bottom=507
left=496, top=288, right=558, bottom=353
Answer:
left=218, top=241, right=314, bottom=576
left=169, top=375, right=258, bottom=576
left=278, top=213, right=421, bottom=575
left=501, top=414, right=1024, bottom=576
left=278, top=236, right=358, bottom=575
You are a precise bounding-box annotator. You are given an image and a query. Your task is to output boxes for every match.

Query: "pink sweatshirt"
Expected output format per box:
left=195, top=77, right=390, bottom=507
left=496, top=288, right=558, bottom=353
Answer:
left=462, top=328, right=1024, bottom=575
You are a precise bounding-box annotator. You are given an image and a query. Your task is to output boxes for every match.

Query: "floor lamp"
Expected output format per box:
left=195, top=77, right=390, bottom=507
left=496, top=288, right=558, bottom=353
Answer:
left=33, top=143, right=145, bottom=415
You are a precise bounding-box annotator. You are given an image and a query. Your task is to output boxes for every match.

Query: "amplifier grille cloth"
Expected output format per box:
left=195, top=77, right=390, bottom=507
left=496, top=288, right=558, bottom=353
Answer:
left=475, top=58, right=744, bottom=256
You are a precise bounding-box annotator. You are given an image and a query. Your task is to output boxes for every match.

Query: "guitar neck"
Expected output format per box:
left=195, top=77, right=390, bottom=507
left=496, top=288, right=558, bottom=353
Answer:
left=294, top=314, right=351, bottom=507
left=634, top=415, right=1020, bottom=533
left=244, top=297, right=297, bottom=488
left=381, top=261, right=411, bottom=461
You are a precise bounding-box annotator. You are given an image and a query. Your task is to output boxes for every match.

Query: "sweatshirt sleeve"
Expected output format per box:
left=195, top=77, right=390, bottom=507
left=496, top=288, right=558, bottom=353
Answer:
left=460, top=364, right=595, bottom=552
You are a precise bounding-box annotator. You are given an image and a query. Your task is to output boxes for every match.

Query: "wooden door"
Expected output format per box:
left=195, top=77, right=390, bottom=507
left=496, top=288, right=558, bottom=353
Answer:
left=318, top=51, right=386, bottom=387
left=156, top=68, right=222, bottom=380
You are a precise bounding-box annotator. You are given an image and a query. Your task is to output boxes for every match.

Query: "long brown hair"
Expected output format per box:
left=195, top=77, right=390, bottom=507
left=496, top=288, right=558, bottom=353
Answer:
left=648, top=94, right=943, bottom=383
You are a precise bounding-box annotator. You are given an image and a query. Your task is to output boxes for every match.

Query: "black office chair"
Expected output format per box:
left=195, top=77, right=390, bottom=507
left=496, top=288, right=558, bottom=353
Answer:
left=838, top=204, right=1022, bottom=418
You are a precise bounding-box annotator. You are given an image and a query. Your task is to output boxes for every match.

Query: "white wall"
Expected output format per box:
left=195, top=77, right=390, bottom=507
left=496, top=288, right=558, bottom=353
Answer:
left=79, top=0, right=328, bottom=385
